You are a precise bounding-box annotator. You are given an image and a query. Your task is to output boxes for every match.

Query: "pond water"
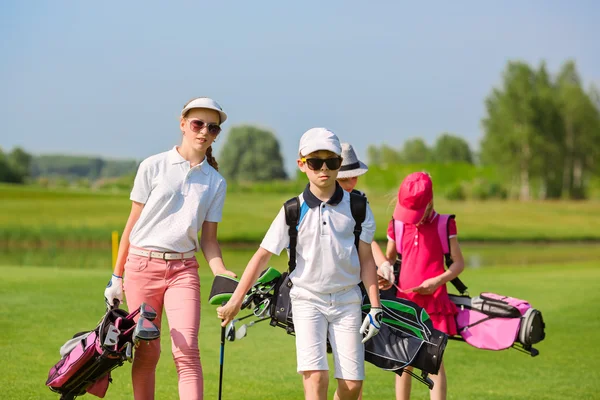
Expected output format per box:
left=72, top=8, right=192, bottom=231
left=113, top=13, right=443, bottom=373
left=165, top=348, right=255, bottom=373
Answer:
left=1, top=243, right=598, bottom=269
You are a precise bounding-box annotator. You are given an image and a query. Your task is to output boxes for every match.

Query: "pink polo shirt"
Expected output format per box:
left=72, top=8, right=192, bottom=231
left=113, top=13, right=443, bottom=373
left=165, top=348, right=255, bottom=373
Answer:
left=386, top=212, right=458, bottom=335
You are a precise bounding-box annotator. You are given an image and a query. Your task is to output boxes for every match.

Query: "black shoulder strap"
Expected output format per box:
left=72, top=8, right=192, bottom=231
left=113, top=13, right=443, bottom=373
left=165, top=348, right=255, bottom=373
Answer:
left=349, top=192, right=367, bottom=252
left=283, top=197, right=300, bottom=272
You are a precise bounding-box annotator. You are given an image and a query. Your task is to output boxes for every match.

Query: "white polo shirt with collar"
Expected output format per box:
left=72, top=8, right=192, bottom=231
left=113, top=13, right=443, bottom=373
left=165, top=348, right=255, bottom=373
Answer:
left=129, top=146, right=227, bottom=253
left=260, top=183, right=376, bottom=294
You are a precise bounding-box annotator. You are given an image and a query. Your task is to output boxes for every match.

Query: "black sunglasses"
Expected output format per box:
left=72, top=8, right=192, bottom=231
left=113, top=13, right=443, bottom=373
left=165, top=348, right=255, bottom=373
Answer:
left=301, top=157, right=343, bottom=170
left=187, top=119, right=221, bottom=135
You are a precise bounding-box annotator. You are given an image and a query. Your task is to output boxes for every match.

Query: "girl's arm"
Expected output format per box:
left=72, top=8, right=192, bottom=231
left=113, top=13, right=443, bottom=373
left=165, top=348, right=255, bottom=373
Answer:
left=359, top=241, right=381, bottom=308
left=200, top=221, right=236, bottom=277
left=435, top=237, right=465, bottom=285
left=217, top=247, right=273, bottom=326
left=112, top=201, right=144, bottom=277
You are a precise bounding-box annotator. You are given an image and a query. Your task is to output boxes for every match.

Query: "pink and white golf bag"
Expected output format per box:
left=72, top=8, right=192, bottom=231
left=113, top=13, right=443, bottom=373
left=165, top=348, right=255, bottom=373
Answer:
left=46, top=303, right=160, bottom=400
left=449, top=293, right=545, bottom=356
left=393, top=214, right=546, bottom=357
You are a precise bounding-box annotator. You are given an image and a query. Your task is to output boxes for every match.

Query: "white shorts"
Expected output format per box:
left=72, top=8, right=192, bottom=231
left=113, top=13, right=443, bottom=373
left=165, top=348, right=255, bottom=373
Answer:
left=290, top=284, right=365, bottom=380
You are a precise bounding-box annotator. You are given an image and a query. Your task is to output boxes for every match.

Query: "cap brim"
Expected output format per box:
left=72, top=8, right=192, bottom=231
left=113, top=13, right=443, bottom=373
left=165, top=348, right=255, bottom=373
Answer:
left=301, top=143, right=342, bottom=156
left=182, top=106, right=228, bottom=124
left=393, top=202, right=427, bottom=224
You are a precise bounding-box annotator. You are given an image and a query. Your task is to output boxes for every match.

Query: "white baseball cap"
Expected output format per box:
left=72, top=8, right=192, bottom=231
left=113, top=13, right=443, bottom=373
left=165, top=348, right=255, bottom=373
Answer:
left=181, top=97, right=227, bottom=124
left=298, top=128, right=342, bottom=157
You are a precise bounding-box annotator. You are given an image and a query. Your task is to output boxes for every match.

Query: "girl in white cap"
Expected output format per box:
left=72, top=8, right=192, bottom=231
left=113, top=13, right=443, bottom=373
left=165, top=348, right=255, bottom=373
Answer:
left=104, top=97, right=236, bottom=400
left=337, top=143, right=395, bottom=289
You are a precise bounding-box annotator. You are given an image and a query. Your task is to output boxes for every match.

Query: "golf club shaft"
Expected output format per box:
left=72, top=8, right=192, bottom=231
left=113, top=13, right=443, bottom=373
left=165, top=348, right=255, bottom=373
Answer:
left=219, top=324, right=225, bottom=400
left=219, top=302, right=226, bottom=400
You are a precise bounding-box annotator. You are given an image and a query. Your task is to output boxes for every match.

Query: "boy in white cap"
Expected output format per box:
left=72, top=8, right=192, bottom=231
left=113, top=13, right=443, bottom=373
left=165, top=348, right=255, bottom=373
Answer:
left=218, top=128, right=382, bottom=400
left=337, top=143, right=395, bottom=290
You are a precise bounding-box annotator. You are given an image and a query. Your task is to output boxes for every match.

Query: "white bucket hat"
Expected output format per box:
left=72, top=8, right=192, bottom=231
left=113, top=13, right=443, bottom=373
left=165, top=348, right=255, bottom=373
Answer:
left=181, top=97, right=227, bottom=123
left=337, top=143, right=368, bottom=179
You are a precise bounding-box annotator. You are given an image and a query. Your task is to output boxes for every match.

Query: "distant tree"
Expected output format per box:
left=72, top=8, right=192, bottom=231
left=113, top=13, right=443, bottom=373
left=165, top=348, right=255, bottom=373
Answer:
left=379, top=144, right=402, bottom=166
left=219, top=125, right=287, bottom=181
left=432, top=133, right=473, bottom=164
left=401, top=138, right=431, bottom=163
left=555, top=61, right=600, bottom=199
left=481, top=61, right=540, bottom=200
left=7, top=147, right=32, bottom=182
left=366, top=145, right=381, bottom=166
left=481, top=59, right=600, bottom=200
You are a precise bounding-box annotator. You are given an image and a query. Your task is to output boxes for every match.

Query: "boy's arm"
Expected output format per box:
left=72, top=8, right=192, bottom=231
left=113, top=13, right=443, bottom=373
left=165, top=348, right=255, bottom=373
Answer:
left=359, top=241, right=381, bottom=308
left=217, top=247, right=273, bottom=326
left=385, top=240, right=398, bottom=262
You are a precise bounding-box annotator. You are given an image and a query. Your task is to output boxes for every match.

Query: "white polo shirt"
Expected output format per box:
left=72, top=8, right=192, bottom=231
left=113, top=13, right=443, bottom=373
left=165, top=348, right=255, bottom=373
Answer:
left=129, top=146, right=227, bottom=252
left=260, top=184, right=376, bottom=294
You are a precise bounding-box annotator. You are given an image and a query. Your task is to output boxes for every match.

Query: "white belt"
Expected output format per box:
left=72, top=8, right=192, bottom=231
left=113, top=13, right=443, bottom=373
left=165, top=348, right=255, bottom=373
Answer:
left=129, top=248, right=196, bottom=260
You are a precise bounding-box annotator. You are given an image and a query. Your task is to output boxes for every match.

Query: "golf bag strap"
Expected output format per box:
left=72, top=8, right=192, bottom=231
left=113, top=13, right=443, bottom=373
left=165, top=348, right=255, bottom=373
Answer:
left=349, top=192, right=367, bottom=251
left=438, top=214, right=468, bottom=295
left=283, top=197, right=300, bottom=272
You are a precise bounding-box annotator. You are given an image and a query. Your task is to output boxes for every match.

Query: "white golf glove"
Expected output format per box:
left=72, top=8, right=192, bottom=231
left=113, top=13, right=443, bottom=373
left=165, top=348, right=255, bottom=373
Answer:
left=104, top=274, right=123, bottom=308
left=360, top=307, right=383, bottom=344
left=378, top=261, right=395, bottom=285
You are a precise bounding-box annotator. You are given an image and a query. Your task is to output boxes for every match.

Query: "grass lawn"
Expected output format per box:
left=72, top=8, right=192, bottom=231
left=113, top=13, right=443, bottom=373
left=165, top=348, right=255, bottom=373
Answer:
left=1, top=256, right=599, bottom=399
left=2, top=183, right=600, bottom=244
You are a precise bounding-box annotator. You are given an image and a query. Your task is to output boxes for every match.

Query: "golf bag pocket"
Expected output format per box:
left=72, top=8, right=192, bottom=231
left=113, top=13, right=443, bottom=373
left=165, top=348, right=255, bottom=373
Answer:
left=270, top=272, right=295, bottom=334
left=47, top=331, right=99, bottom=388
left=450, top=293, right=545, bottom=351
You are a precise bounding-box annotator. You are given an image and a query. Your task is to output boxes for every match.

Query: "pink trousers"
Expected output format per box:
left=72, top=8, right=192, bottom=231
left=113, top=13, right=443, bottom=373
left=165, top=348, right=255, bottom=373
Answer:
left=124, top=252, right=203, bottom=400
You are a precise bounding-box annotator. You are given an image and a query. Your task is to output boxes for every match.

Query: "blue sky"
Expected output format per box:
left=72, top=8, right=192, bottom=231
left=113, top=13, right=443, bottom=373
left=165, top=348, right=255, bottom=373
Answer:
left=1, top=0, right=598, bottom=175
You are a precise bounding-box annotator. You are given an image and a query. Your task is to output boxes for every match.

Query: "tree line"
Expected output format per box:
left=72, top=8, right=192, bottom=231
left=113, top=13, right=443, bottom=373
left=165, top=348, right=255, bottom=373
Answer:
left=2, top=59, right=598, bottom=199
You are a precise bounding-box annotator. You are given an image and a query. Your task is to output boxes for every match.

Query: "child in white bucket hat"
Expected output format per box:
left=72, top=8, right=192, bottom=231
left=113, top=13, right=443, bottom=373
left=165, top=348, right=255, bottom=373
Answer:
left=337, top=143, right=395, bottom=289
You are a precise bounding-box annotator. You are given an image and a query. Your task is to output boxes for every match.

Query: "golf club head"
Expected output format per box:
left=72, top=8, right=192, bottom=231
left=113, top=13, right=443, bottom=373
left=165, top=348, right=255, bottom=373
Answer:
left=235, top=324, right=248, bottom=340
left=139, top=303, right=157, bottom=321
left=225, top=321, right=236, bottom=342
left=133, top=317, right=160, bottom=342
left=125, top=342, right=133, bottom=363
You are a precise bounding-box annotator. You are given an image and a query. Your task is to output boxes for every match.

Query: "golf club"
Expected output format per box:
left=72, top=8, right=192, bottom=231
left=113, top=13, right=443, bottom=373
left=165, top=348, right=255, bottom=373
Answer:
left=132, top=317, right=160, bottom=343
left=218, top=302, right=226, bottom=400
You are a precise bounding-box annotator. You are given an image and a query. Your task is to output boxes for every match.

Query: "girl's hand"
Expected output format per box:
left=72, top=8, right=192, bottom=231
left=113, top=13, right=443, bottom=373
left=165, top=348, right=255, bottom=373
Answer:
left=403, top=277, right=441, bottom=295
left=217, top=301, right=241, bottom=327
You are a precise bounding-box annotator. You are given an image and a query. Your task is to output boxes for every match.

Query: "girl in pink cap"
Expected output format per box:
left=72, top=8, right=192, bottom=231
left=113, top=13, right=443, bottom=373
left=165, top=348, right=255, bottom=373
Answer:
left=385, top=172, right=465, bottom=400
left=103, top=97, right=237, bottom=400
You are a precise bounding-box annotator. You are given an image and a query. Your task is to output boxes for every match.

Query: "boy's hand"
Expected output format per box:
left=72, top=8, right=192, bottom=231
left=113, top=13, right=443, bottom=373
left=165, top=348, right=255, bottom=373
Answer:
left=217, top=301, right=241, bottom=327
left=377, top=261, right=395, bottom=286
left=378, top=276, right=393, bottom=290
left=360, top=307, right=383, bottom=343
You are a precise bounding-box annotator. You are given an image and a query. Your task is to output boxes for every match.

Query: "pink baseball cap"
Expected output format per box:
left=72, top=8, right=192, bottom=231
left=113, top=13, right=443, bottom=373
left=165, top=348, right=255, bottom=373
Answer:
left=393, top=172, right=433, bottom=224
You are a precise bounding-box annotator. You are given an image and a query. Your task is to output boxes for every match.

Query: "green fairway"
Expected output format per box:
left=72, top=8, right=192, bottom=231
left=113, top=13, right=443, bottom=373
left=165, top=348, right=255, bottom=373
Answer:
left=2, top=183, right=600, bottom=244
left=1, top=257, right=599, bottom=399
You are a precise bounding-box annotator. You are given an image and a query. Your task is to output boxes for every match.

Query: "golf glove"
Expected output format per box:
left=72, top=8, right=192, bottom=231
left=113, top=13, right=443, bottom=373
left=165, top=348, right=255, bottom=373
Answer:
left=378, top=261, right=395, bottom=285
left=104, top=274, right=123, bottom=308
left=360, top=307, right=383, bottom=344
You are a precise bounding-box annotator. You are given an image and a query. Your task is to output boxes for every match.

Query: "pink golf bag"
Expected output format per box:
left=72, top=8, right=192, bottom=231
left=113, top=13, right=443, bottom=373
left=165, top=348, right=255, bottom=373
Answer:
left=393, top=214, right=546, bottom=356
left=449, top=293, right=545, bottom=356
left=46, top=303, right=160, bottom=400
